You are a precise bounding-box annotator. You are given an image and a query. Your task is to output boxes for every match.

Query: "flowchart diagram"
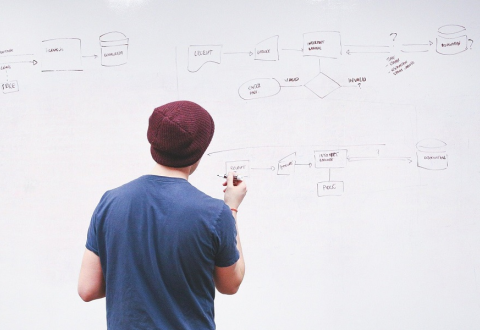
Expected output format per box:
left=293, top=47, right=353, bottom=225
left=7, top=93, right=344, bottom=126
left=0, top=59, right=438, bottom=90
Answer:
left=187, top=24, right=474, bottom=100
left=1, top=31, right=129, bottom=94
left=210, top=138, right=448, bottom=197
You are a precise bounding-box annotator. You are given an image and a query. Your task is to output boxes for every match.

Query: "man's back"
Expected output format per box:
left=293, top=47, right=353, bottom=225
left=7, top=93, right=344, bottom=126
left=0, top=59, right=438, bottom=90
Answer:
left=86, top=175, right=239, bottom=329
left=79, top=100, right=247, bottom=329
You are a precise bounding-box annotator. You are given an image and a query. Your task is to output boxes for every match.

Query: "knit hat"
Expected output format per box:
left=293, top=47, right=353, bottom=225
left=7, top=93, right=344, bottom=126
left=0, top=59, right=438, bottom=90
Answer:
left=147, top=101, right=215, bottom=168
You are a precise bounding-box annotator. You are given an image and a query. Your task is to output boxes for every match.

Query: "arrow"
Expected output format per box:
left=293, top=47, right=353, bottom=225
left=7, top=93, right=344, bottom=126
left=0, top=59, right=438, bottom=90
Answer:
left=401, top=50, right=429, bottom=53
left=0, top=59, right=37, bottom=66
left=344, top=45, right=389, bottom=48
left=82, top=54, right=98, bottom=59
left=345, top=44, right=391, bottom=55
left=279, top=84, right=304, bottom=88
left=401, top=41, right=433, bottom=53
left=347, top=156, right=412, bottom=163
left=295, top=163, right=312, bottom=167
left=252, top=166, right=276, bottom=171
left=402, top=41, right=433, bottom=46
left=0, top=53, right=34, bottom=58
left=347, top=49, right=390, bottom=55
left=223, top=51, right=253, bottom=56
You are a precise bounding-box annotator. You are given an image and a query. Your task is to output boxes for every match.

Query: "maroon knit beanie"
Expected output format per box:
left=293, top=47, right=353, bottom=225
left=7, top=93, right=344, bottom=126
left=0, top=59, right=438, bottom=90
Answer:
left=147, top=101, right=215, bottom=168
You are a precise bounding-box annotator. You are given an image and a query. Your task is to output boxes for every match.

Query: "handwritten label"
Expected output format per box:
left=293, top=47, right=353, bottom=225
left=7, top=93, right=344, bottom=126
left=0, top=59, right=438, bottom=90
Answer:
left=279, top=161, right=294, bottom=170
left=194, top=50, right=213, bottom=56
left=2, top=80, right=19, bottom=93
left=256, top=49, right=271, bottom=54
left=348, top=77, right=366, bottom=84
left=441, top=41, right=461, bottom=48
left=238, top=78, right=281, bottom=100
left=417, top=151, right=448, bottom=170
left=225, top=160, right=250, bottom=177
left=314, top=150, right=347, bottom=168
left=46, top=48, right=64, bottom=52
left=386, top=55, right=414, bottom=76
left=307, top=40, right=324, bottom=51
left=317, top=181, right=344, bottom=197
left=104, top=51, right=123, bottom=57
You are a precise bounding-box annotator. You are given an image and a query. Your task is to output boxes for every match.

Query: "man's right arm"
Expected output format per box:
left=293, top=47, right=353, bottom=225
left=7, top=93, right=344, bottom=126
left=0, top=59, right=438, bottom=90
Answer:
left=214, top=172, right=247, bottom=295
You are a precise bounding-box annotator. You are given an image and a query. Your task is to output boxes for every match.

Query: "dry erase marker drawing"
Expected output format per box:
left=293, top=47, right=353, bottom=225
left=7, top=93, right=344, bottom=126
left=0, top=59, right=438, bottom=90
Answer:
left=239, top=60, right=347, bottom=100
left=225, top=160, right=250, bottom=178
left=208, top=138, right=447, bottom=197
left=386, top=55, right=415, bottom=76
left=41, top=33, right=128, bottom=72
left=304, top=71, right=341, bottom=99
left=317, top=181, right=344, bottom=197
left=255, top=35, right=279, bottom=61
left=277, top=152, right=312, bottom=176
left=314, top=151, right=347, bottom=197
left=42, top=38, right=83, bottom=72
left=186, top=23, right=473, bottom=100
left=343, top=32, right=391, bottom=56
left=0, top=51, right=37, bottom=94
left=238, top=78, right=281, bottom=100
left=303, top=31, right=342, bottom=58
left=436, top=25, right=473, bottom=55
left=99, top=31, right=129, bottom=66
left=2, top=80, right=19, bottom=93
left=188, top=45, right=222, bottom=72
left=277, top=153, right=296, bottom=176
left=416, top=139, right=448, bottom=170
left=314, top=150, right=348, bottom=168
left=401, top=41, right=433, bottom=53
left=0, top=32, right=128, bottom=94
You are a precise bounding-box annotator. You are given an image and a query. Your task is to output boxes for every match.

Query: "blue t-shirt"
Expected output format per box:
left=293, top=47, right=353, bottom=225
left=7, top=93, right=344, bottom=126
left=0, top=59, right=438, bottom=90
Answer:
left=86, top=175, right=239, bottom=330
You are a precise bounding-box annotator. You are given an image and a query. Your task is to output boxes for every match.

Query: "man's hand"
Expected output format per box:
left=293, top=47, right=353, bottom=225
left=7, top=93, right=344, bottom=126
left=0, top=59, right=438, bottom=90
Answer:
left=223, top=172, right=247, bottom=210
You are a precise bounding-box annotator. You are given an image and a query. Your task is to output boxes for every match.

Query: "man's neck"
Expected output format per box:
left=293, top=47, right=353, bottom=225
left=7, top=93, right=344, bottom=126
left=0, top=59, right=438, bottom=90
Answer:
left=150, top=163, right=190, bottom=180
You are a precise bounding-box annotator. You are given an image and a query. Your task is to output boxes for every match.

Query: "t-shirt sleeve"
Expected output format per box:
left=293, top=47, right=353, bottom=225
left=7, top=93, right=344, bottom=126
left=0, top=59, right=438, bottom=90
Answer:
left=85, top=193, right=107, bottom=256
left=213, top=204, right=240, bottom=267
left=85, top=212, right=99, bottom=255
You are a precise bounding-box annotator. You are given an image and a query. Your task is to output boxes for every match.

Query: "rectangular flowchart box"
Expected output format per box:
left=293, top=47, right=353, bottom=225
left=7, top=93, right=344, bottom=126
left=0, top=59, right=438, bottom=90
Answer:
left=2, top=80, right=19, bottom=93
left=303, top=31, right=342, bottom=58
left=314, top=149, right=347, bottom=168
left=317, top=181, right=344, bottom=197
left=42, top=38, right=83, bottom=72
left=225, top=160, right=250, bottom=177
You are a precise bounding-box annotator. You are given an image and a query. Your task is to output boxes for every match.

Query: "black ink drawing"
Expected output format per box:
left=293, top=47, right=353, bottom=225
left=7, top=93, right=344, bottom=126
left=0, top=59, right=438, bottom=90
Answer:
left=99, top=31, right=129, bottom=67
left=209, top=139, right=446, bottom=197
left=42, top=38, right=83, bottom=72
left=187, top=45, right=222, bottom=72
left=416, top=139, right=448, bottom=170
left=436, top=25, right=473, bottom=55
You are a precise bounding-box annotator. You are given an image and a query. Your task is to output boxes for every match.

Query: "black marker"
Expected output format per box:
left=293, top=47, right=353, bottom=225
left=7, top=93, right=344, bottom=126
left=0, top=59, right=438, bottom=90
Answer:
left=217, top=174, right=244, bottom=180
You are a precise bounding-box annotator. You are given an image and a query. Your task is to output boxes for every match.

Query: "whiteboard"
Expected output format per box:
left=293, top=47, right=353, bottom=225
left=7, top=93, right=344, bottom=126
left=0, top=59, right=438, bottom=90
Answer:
left=1, top=1, right=479, bottom=329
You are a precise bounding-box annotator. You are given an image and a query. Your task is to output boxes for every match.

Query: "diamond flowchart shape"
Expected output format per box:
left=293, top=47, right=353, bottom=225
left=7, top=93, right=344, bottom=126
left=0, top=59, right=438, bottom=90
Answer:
left=304, top=72, right=341, bottom=98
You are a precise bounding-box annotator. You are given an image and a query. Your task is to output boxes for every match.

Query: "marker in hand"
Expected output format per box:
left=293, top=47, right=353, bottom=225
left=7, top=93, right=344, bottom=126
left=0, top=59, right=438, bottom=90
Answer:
left=217, top=174, right=244, bottom=181
left=221, top=172, right=248, bottom=201
left=220, top=173, right=244, bottom=193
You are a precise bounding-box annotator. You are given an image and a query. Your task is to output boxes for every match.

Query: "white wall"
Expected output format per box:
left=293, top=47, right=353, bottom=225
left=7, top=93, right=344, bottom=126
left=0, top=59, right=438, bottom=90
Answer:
left=1, top=1, right=479, bottom=329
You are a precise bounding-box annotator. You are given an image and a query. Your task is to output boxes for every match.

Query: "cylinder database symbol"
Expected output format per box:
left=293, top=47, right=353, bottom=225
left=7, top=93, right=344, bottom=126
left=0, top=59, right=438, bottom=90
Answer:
left=99, top=31, right=129, bottom=66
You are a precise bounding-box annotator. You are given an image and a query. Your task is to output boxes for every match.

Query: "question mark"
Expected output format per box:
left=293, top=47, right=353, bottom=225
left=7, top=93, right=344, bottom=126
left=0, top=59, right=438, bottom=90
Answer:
left=358, top=83, right=361, bottom=89
left=469, top=39, right=473, bottom=49
left=390, top=33, right=397, bottom=42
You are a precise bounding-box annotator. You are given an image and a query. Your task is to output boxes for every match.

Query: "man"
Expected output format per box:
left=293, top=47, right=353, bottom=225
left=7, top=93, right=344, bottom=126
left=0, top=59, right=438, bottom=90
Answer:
left=78, top=100, right=247, bottom=329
